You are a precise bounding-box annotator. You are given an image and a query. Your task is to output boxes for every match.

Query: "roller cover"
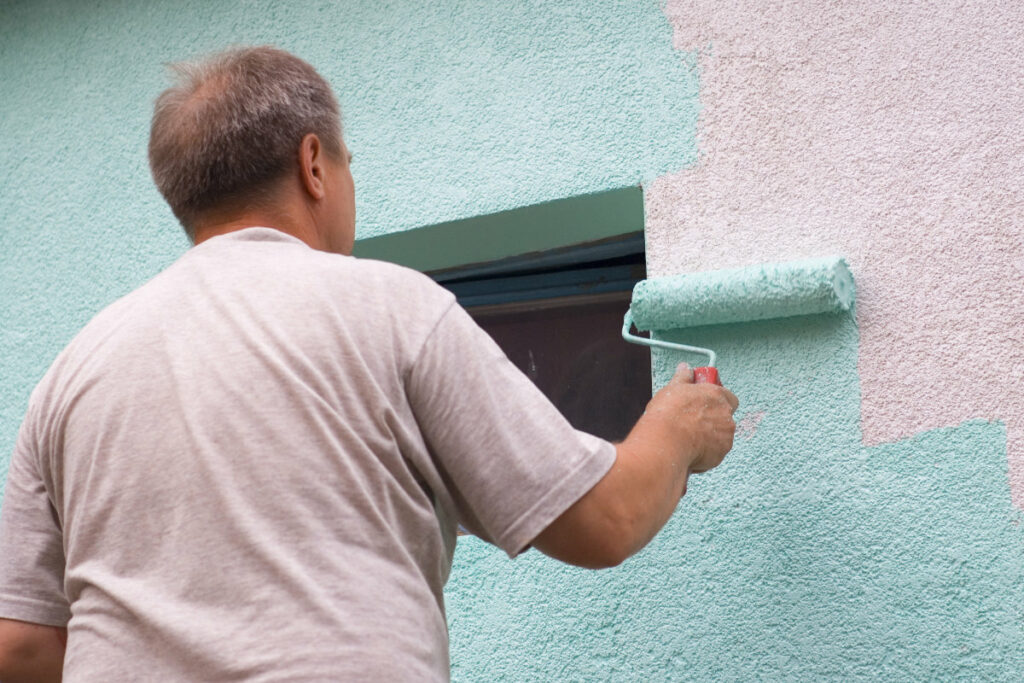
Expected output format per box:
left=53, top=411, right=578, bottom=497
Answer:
left=630, top=256, right=854, bottom=331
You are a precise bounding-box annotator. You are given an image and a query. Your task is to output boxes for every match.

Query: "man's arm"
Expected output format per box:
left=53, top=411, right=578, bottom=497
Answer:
left=0, top=618, right=65, bottom=683
left=532, top=363, right=738, bottom=568
left=0, top=412, right=71, bottom=683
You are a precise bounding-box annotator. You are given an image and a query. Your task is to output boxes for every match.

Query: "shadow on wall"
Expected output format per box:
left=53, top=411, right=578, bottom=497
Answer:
left=445, top=312, right=1024, bottom=681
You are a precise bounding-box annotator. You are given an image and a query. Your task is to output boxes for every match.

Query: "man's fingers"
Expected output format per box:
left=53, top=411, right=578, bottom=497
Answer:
left=721, top=388, right=739, bottom=412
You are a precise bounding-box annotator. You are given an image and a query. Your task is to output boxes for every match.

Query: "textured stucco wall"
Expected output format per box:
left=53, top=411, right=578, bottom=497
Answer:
left=449, top=315, right=1024, bottom=680
left=451, top=0, right=1024, bottom=678
left=2, top=0, right=1022, bottom=680
left=655, top=0, right=1024, bottom=506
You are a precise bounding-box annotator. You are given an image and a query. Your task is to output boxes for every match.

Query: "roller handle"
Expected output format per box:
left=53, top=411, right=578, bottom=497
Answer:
left=693, top=366, right=721, bottom=385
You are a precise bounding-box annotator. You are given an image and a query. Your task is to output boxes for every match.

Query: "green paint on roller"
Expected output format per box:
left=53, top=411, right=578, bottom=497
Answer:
left=630, top=256, right=855, bottom=331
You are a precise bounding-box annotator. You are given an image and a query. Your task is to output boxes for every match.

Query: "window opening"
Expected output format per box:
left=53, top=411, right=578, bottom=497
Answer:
left=432, top=233, right=650, bottom=443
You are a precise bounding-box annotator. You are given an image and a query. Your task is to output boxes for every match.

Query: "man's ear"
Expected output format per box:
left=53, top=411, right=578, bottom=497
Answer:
left=298, top=133, right=327, bottom=200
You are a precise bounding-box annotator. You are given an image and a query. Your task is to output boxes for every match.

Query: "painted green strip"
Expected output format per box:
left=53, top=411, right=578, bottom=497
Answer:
left=353, top=186, right=643, bottom=272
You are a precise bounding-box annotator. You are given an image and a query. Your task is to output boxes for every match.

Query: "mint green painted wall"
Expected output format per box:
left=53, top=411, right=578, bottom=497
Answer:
left=3, top=1, right=1022, bottom=680
left=447, top=314, right=1024, bottom=680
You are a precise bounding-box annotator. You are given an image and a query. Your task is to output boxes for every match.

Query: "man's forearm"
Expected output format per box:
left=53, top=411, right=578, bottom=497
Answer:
left=610, top=409, right=697, bottom=558
left=532, top=365, right=737, bottom=569
left=0, top=618, right=65, bottom=683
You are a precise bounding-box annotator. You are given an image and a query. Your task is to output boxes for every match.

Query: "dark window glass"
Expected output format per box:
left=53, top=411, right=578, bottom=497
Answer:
left=469, top=293, right=650, bottom=442
left=433, top=234, right=650, bottom=443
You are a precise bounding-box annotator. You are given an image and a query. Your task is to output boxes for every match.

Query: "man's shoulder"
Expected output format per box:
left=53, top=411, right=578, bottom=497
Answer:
left=345, top=254, right=434, bottom=284
left=343, top=256, right=455, bottom=310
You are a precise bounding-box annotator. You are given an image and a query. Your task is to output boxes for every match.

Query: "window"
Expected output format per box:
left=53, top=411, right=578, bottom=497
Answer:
left=432, top=233, right=650, bottom=443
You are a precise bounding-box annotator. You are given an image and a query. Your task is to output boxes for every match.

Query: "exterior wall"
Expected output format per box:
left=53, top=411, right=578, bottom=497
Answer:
left=656, top=0, right=1024, bottom=508
left=1, top=1, right=1021, bottom=680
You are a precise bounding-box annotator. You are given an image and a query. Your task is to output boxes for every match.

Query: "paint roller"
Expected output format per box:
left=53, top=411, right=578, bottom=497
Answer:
left=622, top=256, right=855, bottom=384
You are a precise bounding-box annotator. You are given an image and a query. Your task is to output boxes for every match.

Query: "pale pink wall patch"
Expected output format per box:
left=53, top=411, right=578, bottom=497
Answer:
left=651, top=0, right=1024, bottom=506
left=736, top=410, right=767, bottom=440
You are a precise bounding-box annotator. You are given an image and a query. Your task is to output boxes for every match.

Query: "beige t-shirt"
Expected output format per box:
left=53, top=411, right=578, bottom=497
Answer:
left=0, top=228, right=616, bottom=681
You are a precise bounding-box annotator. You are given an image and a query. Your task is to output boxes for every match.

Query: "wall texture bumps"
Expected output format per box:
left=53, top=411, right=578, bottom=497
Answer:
left=654, top=0, right=1024, bottom=507
left=1, top=0, right=1021, bottom=680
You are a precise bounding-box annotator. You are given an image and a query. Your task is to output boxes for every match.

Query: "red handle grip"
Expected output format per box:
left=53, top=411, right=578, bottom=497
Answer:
left=693, top=366, right=721, bottom=385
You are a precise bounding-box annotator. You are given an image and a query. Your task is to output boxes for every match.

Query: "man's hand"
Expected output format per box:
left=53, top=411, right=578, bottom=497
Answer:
left=0, top=618, right=66, bottom=683
left=646, top=362, right=739, bottom=474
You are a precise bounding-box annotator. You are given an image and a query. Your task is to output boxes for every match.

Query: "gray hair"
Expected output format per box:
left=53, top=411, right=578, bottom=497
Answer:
left=148, top=46, right=343, bottom=239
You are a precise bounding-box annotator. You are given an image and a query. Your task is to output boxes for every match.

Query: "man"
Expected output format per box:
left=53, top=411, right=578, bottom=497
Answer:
left=0, top=47, right=738, bottom=681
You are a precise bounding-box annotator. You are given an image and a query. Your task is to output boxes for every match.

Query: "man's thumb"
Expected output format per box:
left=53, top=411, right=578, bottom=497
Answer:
left=673, top=362, right=694, bottom=383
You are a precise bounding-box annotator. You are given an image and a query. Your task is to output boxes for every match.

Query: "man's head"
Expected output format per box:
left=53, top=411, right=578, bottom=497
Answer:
left=148, top=46, right=354, bottom=252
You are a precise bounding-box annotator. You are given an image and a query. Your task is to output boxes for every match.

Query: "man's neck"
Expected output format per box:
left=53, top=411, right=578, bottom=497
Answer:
left=192, top=209, right=324, bottom=251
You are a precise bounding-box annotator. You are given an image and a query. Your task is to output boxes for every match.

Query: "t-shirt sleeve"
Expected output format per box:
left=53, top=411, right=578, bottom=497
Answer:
left=406, top=301, right=617, bottom=558
left=0, top=419, right=70, bottom=626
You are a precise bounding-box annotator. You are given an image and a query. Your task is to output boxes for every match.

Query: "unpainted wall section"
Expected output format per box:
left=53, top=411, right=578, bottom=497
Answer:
left=655, top=0, right=1024, bottom=505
